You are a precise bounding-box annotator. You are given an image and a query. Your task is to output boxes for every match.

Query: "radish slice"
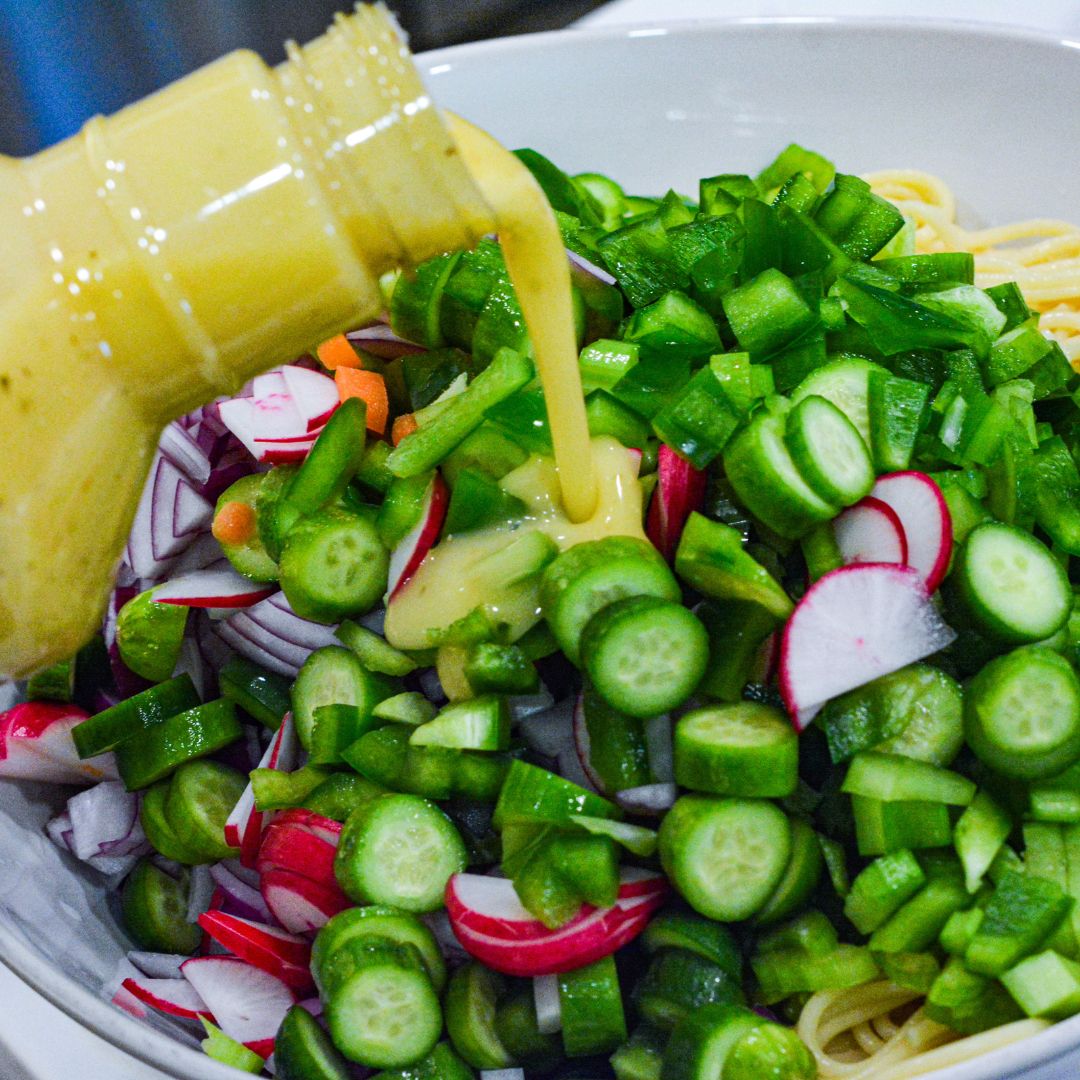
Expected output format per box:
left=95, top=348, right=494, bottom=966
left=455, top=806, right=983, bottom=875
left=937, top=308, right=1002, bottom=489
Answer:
left=250, top=373, right=307, bottom=442
left=261, top=869, right=352, bottom=934
left=153, top=567, right=278, bottom=609
left=181, top=956, right=296, bottom=1045
left=386, top=473, right=449, bottom=600
left=256, top=823, right=339, bottom=886
left=0, top=702, right=118, bottom=784
left=445, top=870, right=667, bottom=976
left=869, top=471, right=953, bottom=593
left=280, top=365, right=340, bottom=432
left=223, top=713, right=298, bottom=865
left=271, top=808, right=343, bottom=847
left=834, top=496, right=908, bottom=567
left=779, top=562, right=958, bottom=731
left=533, top=974, right=562, bottom=1034
left=122, top=976, right=213, bottom=1020
left=646, top=444, right=707, bottom=562
left=197, top=912, right=314, bottom=991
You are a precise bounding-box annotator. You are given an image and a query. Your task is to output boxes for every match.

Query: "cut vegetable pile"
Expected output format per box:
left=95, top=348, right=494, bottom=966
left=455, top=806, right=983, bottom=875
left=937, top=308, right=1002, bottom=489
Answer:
left=8, top=142, right=1080, bottom=1079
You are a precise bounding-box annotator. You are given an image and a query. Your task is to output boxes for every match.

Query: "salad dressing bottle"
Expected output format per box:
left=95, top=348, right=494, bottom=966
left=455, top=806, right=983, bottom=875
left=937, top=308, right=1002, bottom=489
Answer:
left=0, top=6, right=499, bottom=677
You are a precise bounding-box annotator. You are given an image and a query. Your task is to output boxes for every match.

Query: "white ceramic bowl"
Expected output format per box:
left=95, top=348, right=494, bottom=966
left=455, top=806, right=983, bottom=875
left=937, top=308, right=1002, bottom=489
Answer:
left=3, top=17, right=1080, bottom=1079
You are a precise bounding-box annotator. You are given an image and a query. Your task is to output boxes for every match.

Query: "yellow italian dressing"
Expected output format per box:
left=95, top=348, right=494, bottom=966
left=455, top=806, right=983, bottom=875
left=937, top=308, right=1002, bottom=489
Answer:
left=383, top=437, right=645, bottom=651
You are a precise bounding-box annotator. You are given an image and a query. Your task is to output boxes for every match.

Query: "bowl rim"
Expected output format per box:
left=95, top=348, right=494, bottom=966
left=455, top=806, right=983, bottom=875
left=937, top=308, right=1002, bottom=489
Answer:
left=4, top=13, right=1080, bottom=1078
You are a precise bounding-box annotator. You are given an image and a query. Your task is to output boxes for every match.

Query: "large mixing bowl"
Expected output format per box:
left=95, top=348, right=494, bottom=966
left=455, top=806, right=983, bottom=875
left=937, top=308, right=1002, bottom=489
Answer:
left=2, top=17, right=1080, bottom=1079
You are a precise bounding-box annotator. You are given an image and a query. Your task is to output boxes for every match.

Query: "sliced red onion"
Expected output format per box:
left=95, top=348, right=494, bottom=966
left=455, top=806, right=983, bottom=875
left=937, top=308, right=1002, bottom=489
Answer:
left=221, top=859, right=262, bottom=891
left=480, top=1071, right=525, bottom=1080
left=346, top=323, right=427, bottom=359
left=168, top=534, right=224, bottom=578
left=358, top=607, right=386, bottom=635
left=150, top=855, right=184, bottom=880
left=127, top=952, right=188, bottom=980
left=92, top=689, right=121, bottom=713
left=753, top=1005, right=781, bottom=1022
left=45, top=810, right=74, bottom=853
left=517, top=697, right=575, bottom=758
left=86, top=851, right=144, bottom=880
left=508, top=684, right=555, bottom=723
left=417, top=668, right=447, bottom=705
left=420, top=910, right=469, bottom=963
left=173, top=477, right=214, bottom=539
left=644, top=714, right=674, bottom=784
left=209, top=862, right=274, bottom=925
left=566, top=246, right=617, bottom=287
left=67, top=781, right=144, bottom=861
left=199, top=444, right=256, bottom=502
left=159, top=421, right=212, bottom=487
left=186, top=864, right=217, bottom=924
left=615, top=783, right=678, bottom=815
left=533, top=974, right=562, bottom=1034
left=214, top=621, right=299, bottom=678
left=297, top=997, right=324, bottom=1019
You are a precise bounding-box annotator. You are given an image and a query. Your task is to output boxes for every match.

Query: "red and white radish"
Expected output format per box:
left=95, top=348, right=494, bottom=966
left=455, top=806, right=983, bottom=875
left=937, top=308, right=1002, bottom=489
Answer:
left=121, top=975, right=213, bottom=1020
left=249, top=372, right=307, bottom=441
left=197, top=911, right=314, bottom=991
left=152, top=567, right=277, bottom=609
left=385, top=473, right=449, bottom=601
left=223, top=713, right=298, bottom=865
left=0, top=702, right=118, bottom=784
left=646, top=444, right=707, bottom=562
left=833, top=496, right=908, bottom=567
left=280, top=364, right=340, bottom=432
left=256, top=822, right=338, bottom=887
left=445, top=870, right=667, bottom=976
left=181, top=956, right=296, bottom=1046
left=779, top=562, right=957, bottom=731
left=869, top=471, right=953, bottom=593
left=260, top=869, right=352, bottom=935
left=270, top=807, right=343, bottom=847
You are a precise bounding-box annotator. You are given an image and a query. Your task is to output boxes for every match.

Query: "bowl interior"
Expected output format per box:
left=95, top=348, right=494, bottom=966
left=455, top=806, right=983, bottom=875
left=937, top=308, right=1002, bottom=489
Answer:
left=4, top=17, right=1080, bottom=1080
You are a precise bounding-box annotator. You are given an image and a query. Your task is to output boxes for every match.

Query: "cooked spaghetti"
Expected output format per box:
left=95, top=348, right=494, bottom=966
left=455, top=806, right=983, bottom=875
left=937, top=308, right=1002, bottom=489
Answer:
left=866, top=169, right=1080, bottom=364
left=796, top=979, right=1050, bottom=1078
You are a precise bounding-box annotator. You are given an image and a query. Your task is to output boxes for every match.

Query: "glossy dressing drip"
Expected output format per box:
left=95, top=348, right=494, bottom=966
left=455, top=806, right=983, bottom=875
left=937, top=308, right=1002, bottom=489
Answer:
left=382, top=121, right=647, bottom=650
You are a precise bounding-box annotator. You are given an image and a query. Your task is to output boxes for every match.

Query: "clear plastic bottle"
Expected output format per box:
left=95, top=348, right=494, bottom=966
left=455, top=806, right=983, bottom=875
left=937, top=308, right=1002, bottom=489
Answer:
left=0, top=6, right=494, bottom=677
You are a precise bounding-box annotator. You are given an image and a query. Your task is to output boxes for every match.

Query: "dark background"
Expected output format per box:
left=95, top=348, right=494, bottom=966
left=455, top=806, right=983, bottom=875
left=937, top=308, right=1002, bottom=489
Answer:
left=0, top=0, right=608, bottom=156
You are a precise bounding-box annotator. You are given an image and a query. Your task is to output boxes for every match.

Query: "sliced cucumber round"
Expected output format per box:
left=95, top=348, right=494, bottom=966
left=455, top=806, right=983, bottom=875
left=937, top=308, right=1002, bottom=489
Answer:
left=214, top=473, right=279, bottom=583
left=785, top=394, right=874, bottom=507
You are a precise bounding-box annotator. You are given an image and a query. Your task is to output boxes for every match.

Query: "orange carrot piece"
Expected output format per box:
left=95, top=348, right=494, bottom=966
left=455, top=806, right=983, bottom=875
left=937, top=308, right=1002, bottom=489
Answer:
left=335, top=367, right=389, bottom=435
left=392, top=412, right=418, bottom=446
left=316, top=334, right=362, bottom=371
left=212, top=501, right=257, bottom=546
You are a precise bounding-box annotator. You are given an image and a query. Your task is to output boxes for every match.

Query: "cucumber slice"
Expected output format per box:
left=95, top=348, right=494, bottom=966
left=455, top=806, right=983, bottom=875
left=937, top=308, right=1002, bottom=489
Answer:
left=302, top=773, right=387, bottom=822
left=283, top=396, right=367, bottom=517
left=753, top=817, right=824, bottom=926
left=791, top=356, right=889, bottom=446
left=580, top=596, right=709, bottom=719
left=540, top=536, right=680, bottom=665
left=200, top=1020, right=263, bottom=1074
left=279, top=508, right=389, bottom=623
left=324, top=950, right=442, bottom=1068
left=658, top=795, right=791, bottom=921
left=255, top=465, right=300, bottom=562
left=336, top=620, right=417, bottom=677
left=580, top=690, right=652, bottom=792
left=115, top=588, right=189, bottom=682
left=785, top=394, right=874, bottom=507
left=1001, top=949, right=1080, bottom=1019
left=674, top=702, right=798, bottom=799
left=642, top=914, right=741, bottom=978
left=493, top=991, right=563, bottom=1069
left=852, top=795, right=952, bottom=856
left=214, top=473, right=279, bottom=583
left=558, top=955, right=628, bottom=1056
left=312, top=905, right=447, bottom=994
left=292, top=646, right=391, bottom=751
left=164, top=761, right=246, bottom=861
left=722, top=410, right=837, bottom=540
left=965, top=646, right=1080, bottom=780
left=956, top=523, right=1071, bottom=644
left=633, top=948, right=743, bottom=1031
left=370, top=1044, right=476, bottom=1080
left=954, top=790, right=1012, bottom=894
left=445, top=962, right=513, bottom=1069
left=611, top=1026, right=666, bottom=1080
left=409, top=696, right=510, bottom=751
left=120, top=859, right=201, bottom=954
left=139, top=780, right=209, bottom=865
left=372, top=692, right=437, bottom=726
left=275, top=1005, right=353, bottom=1080
left=868, top=876, right=971, bottom=954
left=877, top=951, right=941, bottom=993
left=659, top=1004, right=762, bottom=1080
left=334, top=794, right=466, bottom=912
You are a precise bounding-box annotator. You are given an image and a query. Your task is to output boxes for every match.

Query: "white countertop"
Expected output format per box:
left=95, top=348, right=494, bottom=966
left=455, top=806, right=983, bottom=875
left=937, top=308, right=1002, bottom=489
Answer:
left=3, top=1, right=1077, bottom=1076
